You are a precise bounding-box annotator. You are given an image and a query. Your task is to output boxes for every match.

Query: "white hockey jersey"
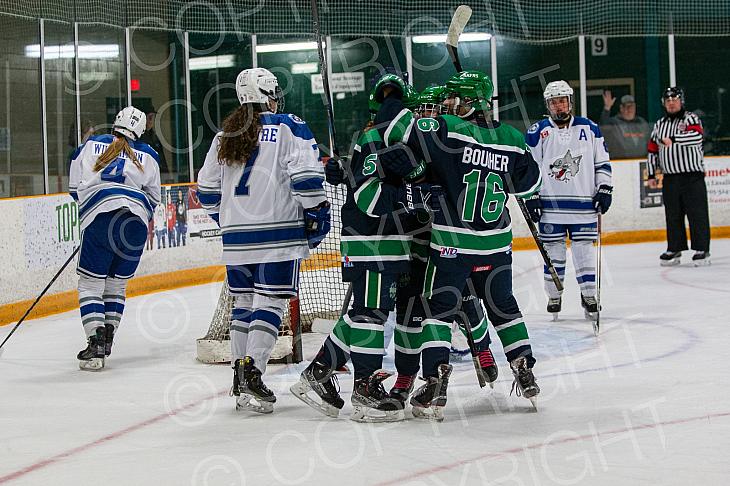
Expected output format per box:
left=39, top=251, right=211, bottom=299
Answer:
left=69, top=134, right=161, bottom=230
left=525, top=116, right=612, bottom=224
left=196, top=112, right=326, bottom=265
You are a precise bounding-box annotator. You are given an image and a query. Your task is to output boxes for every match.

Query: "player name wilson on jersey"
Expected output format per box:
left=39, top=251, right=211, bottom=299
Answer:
left=196, top=113, right=326, bottom=265
left=69, top=134, right=162, bottom=230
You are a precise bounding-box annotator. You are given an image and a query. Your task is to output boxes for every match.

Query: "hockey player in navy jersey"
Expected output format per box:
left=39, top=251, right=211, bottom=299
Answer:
left=69, top=107, right=161, bottom=371
left=524, top=81, right=613, bottom=320
left=379, top=71, right=543, bottom=417
left=197, top=68, right=329, bottom=413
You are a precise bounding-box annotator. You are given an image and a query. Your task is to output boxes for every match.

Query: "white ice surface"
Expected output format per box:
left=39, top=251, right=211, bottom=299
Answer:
left=1, top=241, right=730, bottom=485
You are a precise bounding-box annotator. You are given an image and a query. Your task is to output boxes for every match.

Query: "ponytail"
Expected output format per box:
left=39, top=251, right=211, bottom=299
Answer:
left=217, top=104, right=262, bottom=166
left=93, top=133, right=144, bottom=173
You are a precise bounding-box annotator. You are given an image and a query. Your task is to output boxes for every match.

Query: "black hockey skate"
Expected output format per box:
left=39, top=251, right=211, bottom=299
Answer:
left=77, top=327, right=105, bottom=371
left=547, top=296, right=562, bottom=321
left=659, top=251, right=682, bottom=266
left=351, top=370, right=404, bottom=423
left=581, top=294, right=600, bottom=321
left=104, top=324, right=115, bottom=357
left=510, top=357, right=539, bottom=410
left=290, top=359, right=344, bottom=418
left=388, top=374, right=416, bottom=408
left=410, top=364, right=453, bottom=422
left=232, top=357, right=276, bottom=414
left=692, top=251, right=710, bottom=267
left=477, top=349, right=498, bottom=388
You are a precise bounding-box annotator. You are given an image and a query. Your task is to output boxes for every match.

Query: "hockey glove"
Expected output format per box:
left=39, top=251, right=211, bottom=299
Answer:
left=304, top=201, right=331, bottom=249
left=593, top=185, right=613, bottom=214
left=379, top=145, right=425, bottom=182
left=325, top=157, right=346, bottom=186
left=397, top=182, right=442, bottom=215
left=373, top=73, right=407, bottom=103
left=524, top=193, right=542, bottom=223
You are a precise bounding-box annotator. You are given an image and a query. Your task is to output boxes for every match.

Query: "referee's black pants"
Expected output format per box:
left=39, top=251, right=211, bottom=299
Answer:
left=662, top=172, right=710, bottom=253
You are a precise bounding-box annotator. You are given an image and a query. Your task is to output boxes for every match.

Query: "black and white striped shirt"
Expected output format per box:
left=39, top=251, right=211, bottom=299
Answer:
left=647, top=110, right=704, bottom=176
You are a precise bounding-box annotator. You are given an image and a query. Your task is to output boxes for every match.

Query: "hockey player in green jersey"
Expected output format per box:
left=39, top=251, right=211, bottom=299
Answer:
left=291, top=75, right=433, bottom=422
left=379, top=71, right=543, bottom=418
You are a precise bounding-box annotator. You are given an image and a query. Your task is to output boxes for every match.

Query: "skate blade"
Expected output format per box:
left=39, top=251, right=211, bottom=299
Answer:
left=592, top=319, right=600, bottom=336
left=289, top=378, right=340, bottom=418
left=79, top=357, right=105, bottom=371
left=411, top=405, right=444, bottom=422
left=528, top=397, right=538, bottom=411
left=552, top=312, right=559, bottom=322
left=235, top=394, right=273, bottom=414
left=693, top=259, right=711, bottom=267
left=488, top=380, right=495, bottom=389
left=350, top=405, right=404, bottom=423
left=660, top=259, right=681, bottom=267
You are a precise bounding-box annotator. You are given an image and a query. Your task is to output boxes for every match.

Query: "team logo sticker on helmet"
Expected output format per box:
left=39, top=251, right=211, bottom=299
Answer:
left=550, top=149, right=582, bottom=182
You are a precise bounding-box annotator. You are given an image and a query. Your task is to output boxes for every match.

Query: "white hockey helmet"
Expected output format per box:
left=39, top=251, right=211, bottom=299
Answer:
left=113, top=106, right=146, bottom=140
left=543, top=80, right=574, bottom=121
left=235, top=68, right=284, bottom=112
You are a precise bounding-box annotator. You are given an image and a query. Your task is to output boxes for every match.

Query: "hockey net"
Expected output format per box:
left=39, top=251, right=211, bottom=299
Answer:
left=196, top=181, right=348, bottom=364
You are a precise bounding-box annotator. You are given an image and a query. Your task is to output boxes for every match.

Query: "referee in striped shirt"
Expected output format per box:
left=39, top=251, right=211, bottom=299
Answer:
left=647, top=87, right=710, bottom=266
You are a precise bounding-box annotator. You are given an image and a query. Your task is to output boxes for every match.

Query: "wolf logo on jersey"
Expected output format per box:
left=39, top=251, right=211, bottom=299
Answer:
left=549, top=150, right=582, bottom=182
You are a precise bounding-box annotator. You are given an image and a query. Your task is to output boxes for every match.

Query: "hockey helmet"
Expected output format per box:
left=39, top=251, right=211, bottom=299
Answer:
left=235, top=68, right=284, bottom=112
left=543, top=80, right=574, bottom=122
left=661, top=86, right=685, bottom=104
left=417, top=85, right=446, bottom=117
left=444, top=70, right=494, bottom=118
left=113, top=106, right=146, bottom=140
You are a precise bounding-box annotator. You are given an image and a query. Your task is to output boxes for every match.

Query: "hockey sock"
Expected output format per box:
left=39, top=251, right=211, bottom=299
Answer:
left=78, top=275, right=106, bottom=338
left=420, top=317, right=452, bottom=377
left=246, top=294, right=286, bottom=374
left=543, top=241, right=567, bottom=299
left=571, top=240, right=597, bottom=297
left=230, top=293, right=254, bottom=364
left=347, top=309, right=386, bottom=380
left=318, top=317, right=351, bottom=371
left=103, top=278, right=127, bottom=334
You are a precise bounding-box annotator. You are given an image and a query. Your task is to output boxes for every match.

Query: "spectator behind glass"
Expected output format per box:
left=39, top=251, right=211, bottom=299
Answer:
left=139, top=109, right=170, bottom=179
left=67, top=120, right=96, bottom=161
left=599, top=91, right=650, bottom=159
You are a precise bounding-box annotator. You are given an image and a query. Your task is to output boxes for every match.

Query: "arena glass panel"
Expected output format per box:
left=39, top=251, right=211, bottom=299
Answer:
left=675, top=36, right=730, bottom=156
left=76, top=25, right=126, bottom=152
left=584, top=36, right=669, bottom=160
left=188, top=33, right=252, bottom=177
left=0, top=16, right=43, bottom=197
left=411, top=36, right=490, bottom=92
left=256, top=36, right=328, bottom=157
left=43, top=20, right=76, bottom=194
left=496, top=39, right=579, bottom=133
left=130, top=30, right=188, bottom=183
left=330, top=36, right=407, bottom=155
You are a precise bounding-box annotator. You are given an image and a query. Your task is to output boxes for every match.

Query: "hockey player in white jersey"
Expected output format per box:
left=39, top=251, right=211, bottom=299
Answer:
left=197, top=68, right=329, bottom=413
left=69, top=106, right=161, bottom=370
left=525, top=81, right=613, bottom=320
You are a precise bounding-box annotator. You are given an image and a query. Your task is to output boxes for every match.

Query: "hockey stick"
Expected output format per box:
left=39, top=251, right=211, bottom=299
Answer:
left=0, top=246, right=80, bottom=355
left=516, top=199, right=564, bottom=292
left=462, top=279, right=489, bottom=388
left=311, top=0, right=353, bottom=317
left=446, top=5, right=563, bottom=293
left=594, top=214, right=602, bottom=335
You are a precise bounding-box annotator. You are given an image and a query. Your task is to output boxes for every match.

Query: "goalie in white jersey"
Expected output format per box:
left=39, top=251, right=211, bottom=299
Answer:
left=197, top=68, right=330, bottom=413
left=69, top=106, right=161, bottom=370
left=524, top=81, right=613, bottom=318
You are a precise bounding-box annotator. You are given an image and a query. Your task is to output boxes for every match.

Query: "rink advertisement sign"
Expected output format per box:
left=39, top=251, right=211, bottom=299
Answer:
left=20, top=183, right=221, bottom=271
left=639, top=158, right=730, bottom=208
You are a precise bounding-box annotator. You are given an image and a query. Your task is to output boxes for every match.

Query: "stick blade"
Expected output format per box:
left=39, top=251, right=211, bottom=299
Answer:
left=446, top=5, right=473, bottom=48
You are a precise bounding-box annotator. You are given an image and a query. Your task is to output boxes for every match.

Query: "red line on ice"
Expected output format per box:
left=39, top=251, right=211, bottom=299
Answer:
left=373, top=410, right=730, bottom=486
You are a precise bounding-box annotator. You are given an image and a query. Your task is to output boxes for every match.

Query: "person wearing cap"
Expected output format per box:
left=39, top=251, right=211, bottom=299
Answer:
left=600, top=91, right=650, bottom=159
left=139, top=109, right=169, bottom=178
left=647, top=87, right=710, bottom=267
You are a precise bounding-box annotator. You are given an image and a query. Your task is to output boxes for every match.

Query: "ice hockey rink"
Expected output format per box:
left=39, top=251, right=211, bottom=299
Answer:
left=2, top=240, right=729, bottom=485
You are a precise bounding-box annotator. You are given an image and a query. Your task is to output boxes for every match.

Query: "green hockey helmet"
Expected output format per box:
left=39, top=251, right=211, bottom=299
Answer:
left=444, top=70, right=494, bottom=118
left=417, top=85, right=446, bottom=117
left=402, top=84, right=420, bottom=110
